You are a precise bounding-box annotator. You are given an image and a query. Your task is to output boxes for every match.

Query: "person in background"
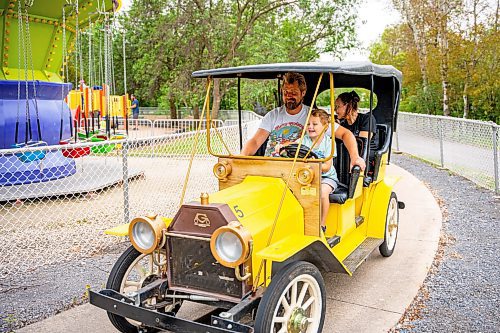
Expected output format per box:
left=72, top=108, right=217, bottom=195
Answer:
left=335, top=91, right=378, bottom=153
left=130, top=94, right=140, bottom=130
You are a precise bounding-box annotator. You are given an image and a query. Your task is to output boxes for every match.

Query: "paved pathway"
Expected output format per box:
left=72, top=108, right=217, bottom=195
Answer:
left=17, top=164, right=442, bottom=333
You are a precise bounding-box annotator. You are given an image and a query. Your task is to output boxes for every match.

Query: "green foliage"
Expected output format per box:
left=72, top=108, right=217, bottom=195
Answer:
left=317, top=88, right=378, bottom=110
left=118, top=0, right=360, bottom=114
left=370, top=6, right=499, bottom=123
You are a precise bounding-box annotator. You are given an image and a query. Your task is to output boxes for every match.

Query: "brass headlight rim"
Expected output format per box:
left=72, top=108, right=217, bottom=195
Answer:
left=129, top=216, right=164, bottom=255
left=213, top=161, right=232, bottom=180
left=296, top=165, right=314, bottom=186
left=210, top=221, right=252, bottom=268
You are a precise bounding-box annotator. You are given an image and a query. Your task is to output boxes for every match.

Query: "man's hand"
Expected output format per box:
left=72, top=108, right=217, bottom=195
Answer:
left=350, top=156, right=366, bottom=171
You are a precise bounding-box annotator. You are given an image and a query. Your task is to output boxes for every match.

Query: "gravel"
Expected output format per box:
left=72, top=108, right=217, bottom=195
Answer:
left=390, top=153, right=499, bottom=332
left=1, top=153, right=498, bottom=332
left=0, top=242, right=128, bottom=333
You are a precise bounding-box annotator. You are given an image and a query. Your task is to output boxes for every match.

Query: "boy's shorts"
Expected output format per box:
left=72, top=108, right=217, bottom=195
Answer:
left=321, top=177, right=338, bottom=192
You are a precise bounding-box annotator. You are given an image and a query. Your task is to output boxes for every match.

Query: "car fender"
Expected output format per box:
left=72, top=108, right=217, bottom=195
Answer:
left=366, top=175, right=401, bottom=238
left=104, top=217, right=173, bottom=236
left=256, top=235, right=349, bottom=279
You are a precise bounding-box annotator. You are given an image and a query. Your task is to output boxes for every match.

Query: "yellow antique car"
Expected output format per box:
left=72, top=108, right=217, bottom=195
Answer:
left=89, top=61, right=405, bottom=333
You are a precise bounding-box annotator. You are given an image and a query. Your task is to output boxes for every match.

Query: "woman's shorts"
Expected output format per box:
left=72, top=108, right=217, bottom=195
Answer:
left=132, top=113, right=139, bottom=119
left=321, top=177, right=338, bottom=192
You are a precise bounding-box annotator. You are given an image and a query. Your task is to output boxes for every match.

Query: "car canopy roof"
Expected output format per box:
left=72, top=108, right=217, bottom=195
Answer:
left=192, top=61, right=401, bottom=82
left=192, top=61, right=402, bottom=127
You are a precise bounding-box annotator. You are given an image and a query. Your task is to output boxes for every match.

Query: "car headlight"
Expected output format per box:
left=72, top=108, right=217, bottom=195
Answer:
left=296, top=166, right=314, bottom=185
left=129, top=215, right=165, bottom=254
left=210, top=221, right=252, bottom=268
left=213, top=161, right=232, bottom=181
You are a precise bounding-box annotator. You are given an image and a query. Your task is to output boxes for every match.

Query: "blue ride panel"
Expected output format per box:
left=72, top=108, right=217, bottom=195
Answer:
left=0, top=80, right=77, bottom=186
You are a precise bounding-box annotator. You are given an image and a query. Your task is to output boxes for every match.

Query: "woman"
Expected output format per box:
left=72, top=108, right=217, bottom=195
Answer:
left=335, top=91, right=379, bottom=153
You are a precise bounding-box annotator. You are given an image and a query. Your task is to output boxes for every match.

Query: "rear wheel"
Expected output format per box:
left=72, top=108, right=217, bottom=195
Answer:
left=106, top=246, right=182, bottom=333
left=379, top=192, right=399, bottom=257
left=254, top=261, right=326, bottom=333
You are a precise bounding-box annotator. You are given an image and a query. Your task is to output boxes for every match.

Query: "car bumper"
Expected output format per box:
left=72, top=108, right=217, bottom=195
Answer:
left=89, top=289, right=252, bottom=333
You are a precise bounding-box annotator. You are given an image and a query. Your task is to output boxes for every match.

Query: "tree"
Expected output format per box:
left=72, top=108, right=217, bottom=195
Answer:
left=381, top=0, right=499, bottom=121
left=392, top=0, right=432, bottom=113
left=119, top=0, right=360, bottom=117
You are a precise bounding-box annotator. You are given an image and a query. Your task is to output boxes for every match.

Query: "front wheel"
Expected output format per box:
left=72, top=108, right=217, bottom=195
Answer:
left=106, top=246, right=181, bottom=333
left=254, top=261, right=326, bottom=333
left=379, top=192, right=399, bottom=257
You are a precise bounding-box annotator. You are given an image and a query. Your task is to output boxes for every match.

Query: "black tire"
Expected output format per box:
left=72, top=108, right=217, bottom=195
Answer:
left=106, top=246, right=179, bottom=333
left=254, top=261, right=326, bottom=333
left=379, top=192, right=399, bottom=257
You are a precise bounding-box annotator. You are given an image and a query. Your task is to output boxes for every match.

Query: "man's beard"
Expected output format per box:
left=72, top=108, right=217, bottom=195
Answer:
left=285, top=97, right=303, bottom=110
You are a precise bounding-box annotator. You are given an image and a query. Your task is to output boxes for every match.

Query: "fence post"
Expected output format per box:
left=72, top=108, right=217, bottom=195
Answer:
left=438, top=118, right=445, bottom=168
left=122, top=140, right=130, bottom=224
left=493, top=124, right=499, bottom=195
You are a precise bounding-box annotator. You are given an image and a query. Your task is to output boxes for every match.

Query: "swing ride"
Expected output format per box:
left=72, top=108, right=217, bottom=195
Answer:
left=0, top=0, right=128, bottom=186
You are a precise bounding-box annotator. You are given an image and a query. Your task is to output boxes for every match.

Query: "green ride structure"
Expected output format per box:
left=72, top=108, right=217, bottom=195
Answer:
left=0, top=0, right=123, bottom=186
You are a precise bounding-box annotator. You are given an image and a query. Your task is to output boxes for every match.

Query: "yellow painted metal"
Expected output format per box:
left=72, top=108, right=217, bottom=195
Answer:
left=326, top=200, right=356, bottom=239
left=256, top=234, right=318, bottom=261
left=366, top=173, right=401, bottom=239
left=66, top=89, right=129, bottom=117
left=208, top=176, right=304, bottom=287
left=374, top=153, right=389, bottom=184
left=67, top=90, right=82, bottom=110
left=332, top=225, right=369, bottom=267
left=104, top=217, right=173, bottom=237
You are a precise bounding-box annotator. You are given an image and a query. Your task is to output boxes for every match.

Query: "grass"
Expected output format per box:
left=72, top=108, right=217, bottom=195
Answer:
left=130, top=134, right=228, bottom=157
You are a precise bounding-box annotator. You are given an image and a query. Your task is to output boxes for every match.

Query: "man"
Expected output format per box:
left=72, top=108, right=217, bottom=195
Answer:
left=241, top=72, right=366, bottom=171
left=130, top=94, right=140, bottom=130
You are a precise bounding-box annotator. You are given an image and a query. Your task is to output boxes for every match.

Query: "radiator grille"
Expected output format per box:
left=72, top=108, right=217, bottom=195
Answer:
left=167, top=235, right=244, bottom=299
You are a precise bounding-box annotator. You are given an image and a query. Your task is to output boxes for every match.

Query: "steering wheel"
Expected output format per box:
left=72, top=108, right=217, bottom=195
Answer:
left=279, top=143, right=319, bottom=159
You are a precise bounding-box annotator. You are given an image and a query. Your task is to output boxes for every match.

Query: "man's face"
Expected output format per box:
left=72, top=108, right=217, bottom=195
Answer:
left=282, top=81, right=305, bottom=110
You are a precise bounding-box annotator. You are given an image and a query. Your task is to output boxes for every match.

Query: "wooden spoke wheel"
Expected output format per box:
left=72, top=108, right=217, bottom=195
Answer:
left=106, top=246, right=182, bottom=333
left=379, top=192, right=399, bottom=257
left=255, top=261, right=325, bottom=333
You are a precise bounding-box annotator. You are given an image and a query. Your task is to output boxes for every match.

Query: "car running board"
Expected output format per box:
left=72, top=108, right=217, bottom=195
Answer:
left=342, top=237, right=384, bottom=273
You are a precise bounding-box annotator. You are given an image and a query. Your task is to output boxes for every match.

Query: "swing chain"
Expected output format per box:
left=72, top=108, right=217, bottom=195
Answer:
left=24, top=0, right=42, bottom=141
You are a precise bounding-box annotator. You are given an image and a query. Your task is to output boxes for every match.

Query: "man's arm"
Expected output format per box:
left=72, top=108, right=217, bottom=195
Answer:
left=334, top=126, right=366, bottom=171
left=240, top=129, right=270, bottom=156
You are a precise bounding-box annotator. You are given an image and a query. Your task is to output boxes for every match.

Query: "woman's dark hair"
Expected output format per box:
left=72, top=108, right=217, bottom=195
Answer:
left=337, top=91, right=360, bottom=116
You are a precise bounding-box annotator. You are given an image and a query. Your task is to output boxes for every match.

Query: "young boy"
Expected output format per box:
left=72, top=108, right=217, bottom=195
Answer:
left=276, top=108, right=338, bottom=233
left=301, top=109, right=338, bottom=233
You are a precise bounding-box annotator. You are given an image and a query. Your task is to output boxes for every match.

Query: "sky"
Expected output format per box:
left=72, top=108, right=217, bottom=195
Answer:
left=119, top=0, right=401, bottom=61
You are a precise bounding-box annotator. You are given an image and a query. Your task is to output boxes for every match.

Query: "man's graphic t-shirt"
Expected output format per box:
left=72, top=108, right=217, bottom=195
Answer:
left=259, top=105, right=309, bottom=156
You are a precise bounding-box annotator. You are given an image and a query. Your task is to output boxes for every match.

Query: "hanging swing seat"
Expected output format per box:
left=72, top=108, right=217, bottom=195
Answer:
left=12, top=141, right=48, bottom=163
left=59, top=139, right=91, bottom=158
left=77, top=130, right=100, bottom=140
left=90, top=136, right=115, bottom=154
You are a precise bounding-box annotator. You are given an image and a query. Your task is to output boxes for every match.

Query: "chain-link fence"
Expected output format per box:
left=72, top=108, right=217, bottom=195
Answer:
left=0, top=116, right=261, bottom=286
left=394, top=112, right=499, bottom=194
left=2, top=109, right=497, bottom=291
